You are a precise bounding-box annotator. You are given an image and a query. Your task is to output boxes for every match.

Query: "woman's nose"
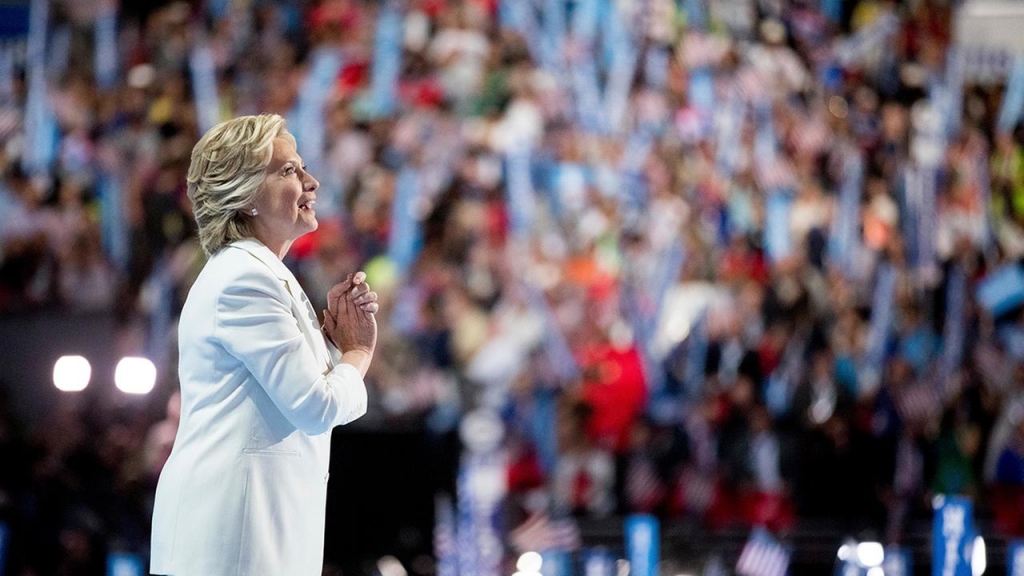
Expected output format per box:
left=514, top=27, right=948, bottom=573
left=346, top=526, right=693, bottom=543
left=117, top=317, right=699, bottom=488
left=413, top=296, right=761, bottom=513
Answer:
left=304, top=173, right=319, bottom=192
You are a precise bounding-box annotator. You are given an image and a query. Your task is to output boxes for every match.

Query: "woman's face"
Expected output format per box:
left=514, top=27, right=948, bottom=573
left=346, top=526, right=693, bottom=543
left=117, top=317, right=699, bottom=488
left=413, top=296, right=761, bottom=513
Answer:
left=252, top=136, right=320, bottom=248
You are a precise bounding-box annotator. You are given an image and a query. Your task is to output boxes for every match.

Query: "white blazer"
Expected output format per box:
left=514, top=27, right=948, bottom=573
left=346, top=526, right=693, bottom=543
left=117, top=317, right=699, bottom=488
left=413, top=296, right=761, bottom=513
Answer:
left=151, top=238, right=367, bottom=576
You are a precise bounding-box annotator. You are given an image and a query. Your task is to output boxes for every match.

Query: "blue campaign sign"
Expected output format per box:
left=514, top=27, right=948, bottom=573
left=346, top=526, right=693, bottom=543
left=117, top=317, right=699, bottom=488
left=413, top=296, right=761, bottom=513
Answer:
left=883, top=547, right=912, bottom=576
left=541, top=550, right=571, bottom=576
left=625, top=515, right=659, bottom=576
left=1008, top=540, right=1024, bottom=576
left=0, top=521, right=8, bottom=576
left=977, top=265, right=1024, bottom=317
left=583, top=548, right=615, bottom=576
left=106, top=553, right=144, bottom=576
left=932, top=495, right=973, bottom=576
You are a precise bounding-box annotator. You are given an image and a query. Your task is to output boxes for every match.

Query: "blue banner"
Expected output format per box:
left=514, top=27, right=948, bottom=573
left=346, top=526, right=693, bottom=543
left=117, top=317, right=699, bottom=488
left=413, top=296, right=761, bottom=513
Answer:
left=500, top=0, right=541, bottom=62
left=0, top=45, right=13, bottom=102
left=863, top=263, right=896, bottom=394
left=541, top=550, right=571, bottom=576
left=98, top=170, right=128, bottom=271
left=0, top=521, right=7, bottom=576
left=754, top=99, right=777, bottom=164
left=540, top=0, right=565, bottom=73
left=942, top=266, right=967, bottom=378
left=830, top=151, right=864, bottom=276
left=998, top=55, right=1024, bottom=134
left=584, top=548, right=615, bottom=576
left=22, top=0, right=57, bottom=175
left=1008, top=540, right=1024, bottom=576
left=684, top=313, right=708, bottom=398
left=932, top=495, right=973, bottom=576
left=386, top=166, right=422, bottom=278
left=684, top=0, right=708, bottom=30
left=291, top=48, right=343, bottom=218
left=977, top=264, right=1024, bottom=316
left=764, top=192, right=793, bottom=262
left=369, top=0, right=403, bottom=117
left=189, top=42, right=220, bottom=135
left=602, top=0, right=638, bottom=134
left=571, top=54, right=605, bottom=134
left=94, top=1, right=118, bottom=90
left=106, top=553, right=144, bottom=576
left=505, top=142, right=536, bottom=238
left=690, top=67, right=715, bottom=113
left=625, top=515, right=659, bottom=576
left=943, top=48, right=965, bottom=138
left=714, top=96, right=745, bottom=178
left=456, top=450, right=506, bottom=576
left=532, top=388, right=560, bottom=474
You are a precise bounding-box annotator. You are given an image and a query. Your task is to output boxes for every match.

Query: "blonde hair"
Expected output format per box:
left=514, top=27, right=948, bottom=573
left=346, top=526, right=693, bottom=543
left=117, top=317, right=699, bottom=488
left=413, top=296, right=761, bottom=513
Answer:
left=187, top=114, right=295, bottom=256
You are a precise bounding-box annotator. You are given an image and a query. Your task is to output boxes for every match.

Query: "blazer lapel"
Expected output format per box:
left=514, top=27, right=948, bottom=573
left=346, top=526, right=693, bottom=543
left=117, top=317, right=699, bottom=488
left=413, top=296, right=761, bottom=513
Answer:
left=228, top=239, right=334, bottom=371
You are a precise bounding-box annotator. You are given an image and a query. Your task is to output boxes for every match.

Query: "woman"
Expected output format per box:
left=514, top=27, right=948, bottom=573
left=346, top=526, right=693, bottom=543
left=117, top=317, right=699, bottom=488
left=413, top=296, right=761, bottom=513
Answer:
left=151, top=114, right=378, bottom=575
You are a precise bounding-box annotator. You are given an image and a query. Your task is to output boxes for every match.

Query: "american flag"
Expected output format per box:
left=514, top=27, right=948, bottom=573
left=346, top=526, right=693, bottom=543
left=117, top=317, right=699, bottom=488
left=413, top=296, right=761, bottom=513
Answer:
left=625, top=456, right=664, bottom=513
left=735, top=528, right=790, bottom=576
left=896, top=380, right=942, bottom=425
left=509, top=512, right=582, bottom=553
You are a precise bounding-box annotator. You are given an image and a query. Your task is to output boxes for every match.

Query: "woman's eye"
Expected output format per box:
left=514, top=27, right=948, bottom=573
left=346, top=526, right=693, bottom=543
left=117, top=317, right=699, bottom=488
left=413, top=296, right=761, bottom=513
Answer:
left=284, top=166, right=295, bottom=175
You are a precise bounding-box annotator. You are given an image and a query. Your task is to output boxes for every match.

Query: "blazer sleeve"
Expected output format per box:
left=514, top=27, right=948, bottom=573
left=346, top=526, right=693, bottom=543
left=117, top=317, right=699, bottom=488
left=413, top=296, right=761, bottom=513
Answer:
left=214, top=267, right=367, bottom=435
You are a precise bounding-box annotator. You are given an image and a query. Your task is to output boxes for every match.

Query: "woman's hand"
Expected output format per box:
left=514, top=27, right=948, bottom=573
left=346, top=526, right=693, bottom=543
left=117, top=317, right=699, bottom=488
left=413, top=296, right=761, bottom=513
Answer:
left=323, top=272, right=378, bottom=357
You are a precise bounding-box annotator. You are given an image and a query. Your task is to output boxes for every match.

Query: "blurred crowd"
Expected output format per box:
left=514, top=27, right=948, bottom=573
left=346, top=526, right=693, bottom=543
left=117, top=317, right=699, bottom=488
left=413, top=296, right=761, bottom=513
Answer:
left=3, top=0, right=1024, bottom=572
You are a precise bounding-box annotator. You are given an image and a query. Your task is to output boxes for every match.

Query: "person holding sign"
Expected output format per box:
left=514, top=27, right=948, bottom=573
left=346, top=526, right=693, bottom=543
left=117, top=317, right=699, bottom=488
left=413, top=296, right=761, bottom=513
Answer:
left=150, top=114, right=378, bottom=575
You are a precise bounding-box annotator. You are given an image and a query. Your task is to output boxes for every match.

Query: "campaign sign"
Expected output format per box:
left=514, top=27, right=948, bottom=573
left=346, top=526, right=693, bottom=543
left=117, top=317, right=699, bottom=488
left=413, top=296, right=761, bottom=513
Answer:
left=541, top=550, right=571, bottom=576
left=932, top=495, right=973, bottom=576
left=625, top=515, right=659, bottom=576
left=977, top=265, right=1024, bottom=317
left=1008, top=540, right=1024, bottom=576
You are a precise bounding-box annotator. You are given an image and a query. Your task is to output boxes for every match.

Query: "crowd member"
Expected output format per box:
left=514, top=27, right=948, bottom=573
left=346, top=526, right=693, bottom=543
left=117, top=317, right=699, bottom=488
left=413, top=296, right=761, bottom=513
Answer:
left=3, top=0, right=1024, bottom=572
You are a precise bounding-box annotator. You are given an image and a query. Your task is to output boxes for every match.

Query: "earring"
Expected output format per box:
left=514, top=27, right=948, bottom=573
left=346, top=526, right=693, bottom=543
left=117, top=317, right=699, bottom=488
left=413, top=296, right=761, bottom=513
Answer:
left=249, top=208, right=258, bottom=216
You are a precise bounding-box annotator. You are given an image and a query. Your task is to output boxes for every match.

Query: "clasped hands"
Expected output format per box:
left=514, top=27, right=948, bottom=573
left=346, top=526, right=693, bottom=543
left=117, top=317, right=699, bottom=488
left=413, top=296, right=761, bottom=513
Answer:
left=322, top=271, right=378, bottom=358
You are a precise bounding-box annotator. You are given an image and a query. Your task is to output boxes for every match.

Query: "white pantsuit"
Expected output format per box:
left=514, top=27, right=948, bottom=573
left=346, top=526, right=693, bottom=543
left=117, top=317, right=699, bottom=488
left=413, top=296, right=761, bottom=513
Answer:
left=151, top=238, right=367, bottom=576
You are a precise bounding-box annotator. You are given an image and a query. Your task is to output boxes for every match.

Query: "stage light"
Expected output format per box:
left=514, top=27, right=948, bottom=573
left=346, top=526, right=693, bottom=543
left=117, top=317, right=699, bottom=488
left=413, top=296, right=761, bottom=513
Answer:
left=837, top=544, right=852, bottom=561
left=867, top=567, right=883, bottom=576
left=377, top=555, right=406, bottom=576
left=53, top=355, right=91, bottom=392
left=972, top=536, right=986, bottom=576
left=516, top=552, right=542, bottom=573
left=115, top=357, right=156, bottom=394
left=856, top=542, right=884, bottom=568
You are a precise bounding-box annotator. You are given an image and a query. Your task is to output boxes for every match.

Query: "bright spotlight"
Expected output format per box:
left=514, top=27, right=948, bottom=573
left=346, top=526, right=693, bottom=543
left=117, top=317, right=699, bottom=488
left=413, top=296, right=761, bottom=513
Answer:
left=377, top=555, right=407, bottom=576
left=972, top=536, right=986, bottom=576
left=837, top=544, right=851, bottom=561
left=115, top=357, right=156, bottom=394
left=867, top=567, right=884, bottom=576
left=53, top=355, right=91, bottom=392
left=856, top=542, right=885, bottom=568
left=517, top=552, right=543, bottom=573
